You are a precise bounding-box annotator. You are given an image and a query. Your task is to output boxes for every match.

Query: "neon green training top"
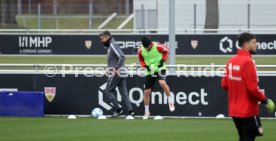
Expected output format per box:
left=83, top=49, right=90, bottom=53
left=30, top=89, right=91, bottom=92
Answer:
left=141, top=43, right=166, bottom=75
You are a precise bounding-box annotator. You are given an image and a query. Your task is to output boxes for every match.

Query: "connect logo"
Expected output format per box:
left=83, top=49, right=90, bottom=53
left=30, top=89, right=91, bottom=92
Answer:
left=219, top=36, right=233, bottom=53
left=98, top=83, right=209, bottom=111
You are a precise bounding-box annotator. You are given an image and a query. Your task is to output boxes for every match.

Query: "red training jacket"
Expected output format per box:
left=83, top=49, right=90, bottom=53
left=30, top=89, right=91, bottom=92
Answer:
left=221, top=49, right=266, bottom=118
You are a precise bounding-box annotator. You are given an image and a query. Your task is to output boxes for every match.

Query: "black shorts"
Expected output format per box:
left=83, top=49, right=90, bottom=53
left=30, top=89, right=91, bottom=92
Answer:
left=232, top=116, right=263, bottom=141
left=144, top=69, right=167, bottom=90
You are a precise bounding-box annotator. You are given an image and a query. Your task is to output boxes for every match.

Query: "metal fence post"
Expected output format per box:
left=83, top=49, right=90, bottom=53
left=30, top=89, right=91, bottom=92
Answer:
left=125, top=0, right=129, bottom=15
left=29, top=0, right=31, bottom=14
left=247, top=3, right=250, bottom=31
left=118, top=0, right=122, bottom=14
left=169, top=0, right=176, bottom=73
left=53, top=0, right=58, bottom=29
left=89, top=0, right=93, bottom=29
left=194, top=3, right=197, bottom=33
left=17, top=0, right=22, bottom=15
left=141, top=4, right=145, bottom=31
left=38, top=4, right=41, bottom=30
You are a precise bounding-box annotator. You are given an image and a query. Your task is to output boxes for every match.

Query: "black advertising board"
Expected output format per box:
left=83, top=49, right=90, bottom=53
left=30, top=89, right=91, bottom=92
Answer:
left=0, top=74, right=275, bottom=117
left=0, top=34, right=275, bottom=55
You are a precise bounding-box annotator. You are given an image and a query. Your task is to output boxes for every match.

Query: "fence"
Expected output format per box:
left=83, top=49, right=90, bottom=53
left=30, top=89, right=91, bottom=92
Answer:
left=17, top=3, right=131, bottom=30
left=1, top=0, right=133, bottom=30
left=133, top=0, right=276, bottom=34
left=1, top=0, right=276, bottom=34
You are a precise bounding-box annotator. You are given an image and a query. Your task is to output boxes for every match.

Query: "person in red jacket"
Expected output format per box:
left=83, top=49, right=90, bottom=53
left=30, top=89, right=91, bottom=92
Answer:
left=221, top=32, right=275, bottom=141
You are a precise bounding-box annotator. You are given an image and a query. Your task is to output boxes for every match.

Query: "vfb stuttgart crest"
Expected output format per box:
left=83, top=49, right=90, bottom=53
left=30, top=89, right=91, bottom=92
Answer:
left=85, top=40, right=92, bottom=49
left=191, top=40, right=198, bottom=49
left=44, top=87, right=56, bottom=102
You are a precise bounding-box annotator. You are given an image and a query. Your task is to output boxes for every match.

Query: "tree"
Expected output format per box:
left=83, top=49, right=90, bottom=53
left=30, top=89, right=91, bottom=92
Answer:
left=0, top=0, right=17, bottom=26
left=204, top=0, right=219, bottom=33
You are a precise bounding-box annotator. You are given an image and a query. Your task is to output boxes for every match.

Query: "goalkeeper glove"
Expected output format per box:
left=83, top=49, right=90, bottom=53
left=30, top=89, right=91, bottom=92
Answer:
left=262, top=99, right=275, bottom=114
left=266, top=99, right=275, bottom=114
left=158, top=60, right=164, bottom=68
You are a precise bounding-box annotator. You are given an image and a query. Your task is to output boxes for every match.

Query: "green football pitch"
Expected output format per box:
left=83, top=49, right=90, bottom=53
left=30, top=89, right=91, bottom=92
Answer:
left=0, top=117, right=275, bottom=141
left=0, top=55, right=275, bottom=65
left=0, top=55, right=275, bottom=71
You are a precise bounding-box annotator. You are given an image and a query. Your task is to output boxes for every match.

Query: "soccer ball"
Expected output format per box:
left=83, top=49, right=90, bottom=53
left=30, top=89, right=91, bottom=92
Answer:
left=91, top=108, right=103, bottom=118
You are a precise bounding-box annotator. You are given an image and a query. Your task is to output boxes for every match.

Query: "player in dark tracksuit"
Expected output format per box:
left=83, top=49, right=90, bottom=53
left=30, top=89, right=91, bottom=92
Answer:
left=99, top=31, right=134, bottom=118
left=221, top=32, right=275, bottom=141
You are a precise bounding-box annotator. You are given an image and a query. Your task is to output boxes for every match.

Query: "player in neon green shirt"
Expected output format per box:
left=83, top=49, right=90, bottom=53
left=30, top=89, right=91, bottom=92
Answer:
left=138, top=36, right=175, bottom=119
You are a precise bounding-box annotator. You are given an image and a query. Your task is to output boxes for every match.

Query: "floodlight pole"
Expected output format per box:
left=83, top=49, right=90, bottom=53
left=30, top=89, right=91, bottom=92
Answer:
left=169, top=0, right=176, bottom=73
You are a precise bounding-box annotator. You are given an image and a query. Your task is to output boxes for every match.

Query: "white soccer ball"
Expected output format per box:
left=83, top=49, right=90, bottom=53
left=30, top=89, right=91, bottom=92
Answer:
left=91, top=108, right=103, bottom=118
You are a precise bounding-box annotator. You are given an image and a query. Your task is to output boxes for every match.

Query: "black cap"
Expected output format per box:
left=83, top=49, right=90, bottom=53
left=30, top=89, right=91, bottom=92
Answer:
left=99, top=30, right=111, bottom=36
left=142, top=36, right=152, bottom=48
